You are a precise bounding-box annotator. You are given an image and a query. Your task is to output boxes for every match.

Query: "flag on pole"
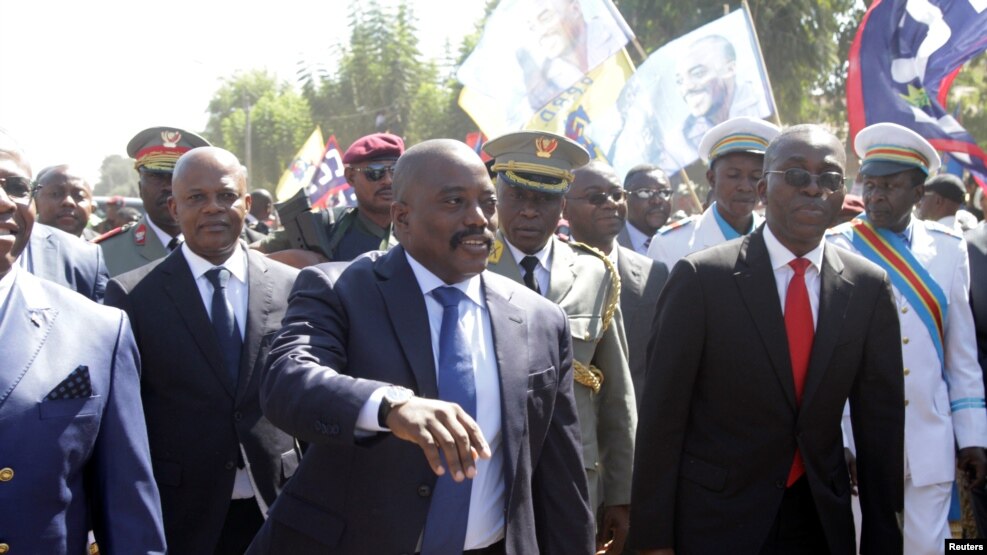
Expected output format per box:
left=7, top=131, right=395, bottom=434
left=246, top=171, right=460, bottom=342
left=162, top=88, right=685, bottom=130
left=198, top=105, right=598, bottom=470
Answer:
left=847, top=0, right=987, bottom=186
left=306, top=135, right=352, bottom=209
left=275, top=128, right=324, bottom=202
left=457, top=0, right=633, bottom=138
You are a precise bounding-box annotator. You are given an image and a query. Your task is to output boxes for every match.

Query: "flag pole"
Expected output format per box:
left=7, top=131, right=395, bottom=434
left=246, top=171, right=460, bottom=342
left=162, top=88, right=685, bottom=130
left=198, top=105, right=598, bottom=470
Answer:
left=742, top=0, right=783, bottom=126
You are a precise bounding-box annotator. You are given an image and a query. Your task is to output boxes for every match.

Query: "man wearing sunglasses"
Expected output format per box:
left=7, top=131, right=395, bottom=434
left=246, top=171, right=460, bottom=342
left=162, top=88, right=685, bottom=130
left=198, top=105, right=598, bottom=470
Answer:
left=485, top=131, right=636, bottom=555
left=256, top=133, right=401, bottom=264
left=828, top=122, right=987, bottom=555
left=617, top=164, right=673, bottom=255
left=648, top=116, right=780, bottom=270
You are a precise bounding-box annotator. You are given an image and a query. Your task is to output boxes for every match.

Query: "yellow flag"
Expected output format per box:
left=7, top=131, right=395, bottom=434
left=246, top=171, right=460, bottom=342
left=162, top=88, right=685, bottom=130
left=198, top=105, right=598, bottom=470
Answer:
left=275, top=128, right=324, bottom=201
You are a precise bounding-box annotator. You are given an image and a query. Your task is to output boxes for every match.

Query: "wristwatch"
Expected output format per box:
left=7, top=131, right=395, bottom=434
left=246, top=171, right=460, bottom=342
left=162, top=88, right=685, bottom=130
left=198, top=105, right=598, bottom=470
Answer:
left=378, top=386, right=414, bottom=428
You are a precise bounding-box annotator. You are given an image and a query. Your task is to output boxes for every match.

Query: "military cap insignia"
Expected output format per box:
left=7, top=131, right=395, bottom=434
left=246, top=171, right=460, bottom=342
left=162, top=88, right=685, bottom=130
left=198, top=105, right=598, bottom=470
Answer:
left=535, top=136, right=558, bottom=159
left=134, top=223, right=147, bottom=245
left=488, top=239, right=504, bottom=264
left=161, top=130, right=182, bottom=148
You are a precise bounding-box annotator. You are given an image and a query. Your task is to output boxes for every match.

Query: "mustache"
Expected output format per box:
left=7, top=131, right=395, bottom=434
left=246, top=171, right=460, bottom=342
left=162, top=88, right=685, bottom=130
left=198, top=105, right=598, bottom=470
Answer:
left=449, top=226, right=495, bottom=249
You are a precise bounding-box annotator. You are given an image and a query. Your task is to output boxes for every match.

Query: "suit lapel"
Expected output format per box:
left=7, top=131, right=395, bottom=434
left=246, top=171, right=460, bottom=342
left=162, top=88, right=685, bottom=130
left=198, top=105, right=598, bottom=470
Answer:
left=547, top=238, right=575, bottom=304
left=616, top=248, right=643, bottom=298
left=484, top=275, right=526, bottom=502
left=160, top=251, right=235, bottom=398
left=237, top=249, right=271, bottom=403
left=800, top=244, right=851, bottom=411
left=376, top=247, right=439, bottom=398
left=0, top=271, right=58, bottom=409
left=734, top=231, right=797, bottom=410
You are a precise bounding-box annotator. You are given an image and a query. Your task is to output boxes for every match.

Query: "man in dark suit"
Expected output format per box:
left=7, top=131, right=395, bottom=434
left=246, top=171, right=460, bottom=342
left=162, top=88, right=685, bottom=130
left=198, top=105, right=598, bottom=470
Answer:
left=248, top=139, right=593, bottom=554
left=966, top=221, right=987, bottom=535
left=629, top=125, right=905, bottom=554
left=105, top=147, right=300, bottom=554
left=564, top=160, right=668, bottom=408
left=616, top=164, right=673, bottom=255
left=0, top=129, right=165, bottom=553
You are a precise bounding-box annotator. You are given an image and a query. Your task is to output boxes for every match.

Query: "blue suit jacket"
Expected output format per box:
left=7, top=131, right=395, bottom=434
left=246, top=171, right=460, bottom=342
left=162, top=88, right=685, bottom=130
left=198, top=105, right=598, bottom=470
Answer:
left=248, top=246, right=594, bottom=555
left=0, top=269, right=165, bottom=554
left=19, top=223, right=109, bottom=303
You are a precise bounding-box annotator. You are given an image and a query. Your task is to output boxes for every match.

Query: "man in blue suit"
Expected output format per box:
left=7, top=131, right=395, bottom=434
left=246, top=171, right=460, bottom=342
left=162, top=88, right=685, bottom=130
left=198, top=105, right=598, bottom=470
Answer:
left=248, top=139, right=594, bottom=554
left=19, top=221, right=108, bottom=302
left=0, top=130, right=165, bottom=553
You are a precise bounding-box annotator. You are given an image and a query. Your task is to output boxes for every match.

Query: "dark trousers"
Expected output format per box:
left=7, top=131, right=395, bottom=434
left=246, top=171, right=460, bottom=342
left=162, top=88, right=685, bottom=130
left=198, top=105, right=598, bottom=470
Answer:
left=760, top=477, right=829, bottom=555
left=215, top=498, right=265, bottom=555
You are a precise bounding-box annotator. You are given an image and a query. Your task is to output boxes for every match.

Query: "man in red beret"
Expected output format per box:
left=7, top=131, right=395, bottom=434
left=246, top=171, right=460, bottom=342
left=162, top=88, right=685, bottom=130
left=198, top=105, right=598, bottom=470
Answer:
left=255, top=133, right=403, bottom=264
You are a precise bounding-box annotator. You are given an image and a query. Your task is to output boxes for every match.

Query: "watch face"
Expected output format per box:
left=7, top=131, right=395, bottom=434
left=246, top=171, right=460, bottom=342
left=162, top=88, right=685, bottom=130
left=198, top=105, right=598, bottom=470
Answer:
left=386, top=386, right=413, bottom=403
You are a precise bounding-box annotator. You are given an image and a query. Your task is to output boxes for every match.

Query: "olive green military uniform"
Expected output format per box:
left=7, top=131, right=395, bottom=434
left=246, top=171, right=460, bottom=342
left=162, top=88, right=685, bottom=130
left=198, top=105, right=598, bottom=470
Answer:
left=256, top=206, right=396, bottom=261
left=96, top=215, right=169, bottom=277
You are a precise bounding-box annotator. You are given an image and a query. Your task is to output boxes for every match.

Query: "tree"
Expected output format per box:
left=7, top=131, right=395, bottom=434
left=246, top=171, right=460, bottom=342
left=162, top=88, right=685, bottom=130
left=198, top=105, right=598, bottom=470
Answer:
left=93, top=154, right=139, bottom=197
left=204, top=70, right=314, bottom=190
left=950, top=53, right=987, bottom=153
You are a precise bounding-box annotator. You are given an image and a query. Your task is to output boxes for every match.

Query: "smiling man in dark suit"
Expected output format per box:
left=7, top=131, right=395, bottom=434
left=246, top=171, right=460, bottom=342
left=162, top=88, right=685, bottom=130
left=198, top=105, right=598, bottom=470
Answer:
left=248, top=139, right=593, bottom=554
left=105, top=147, right=300, bottom=554
left=630, top=125, right=905, bottom=554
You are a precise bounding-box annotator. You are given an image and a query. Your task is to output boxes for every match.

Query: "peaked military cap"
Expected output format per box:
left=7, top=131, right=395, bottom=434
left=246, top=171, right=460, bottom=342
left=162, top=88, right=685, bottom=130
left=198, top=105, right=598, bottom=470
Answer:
left=483, top=131, right=589, bottom=195
left=854, top=122, right=940, bottom=177
left=698, top=116, right=781, bottom=166
left=127, top=126, right=210, bottom=173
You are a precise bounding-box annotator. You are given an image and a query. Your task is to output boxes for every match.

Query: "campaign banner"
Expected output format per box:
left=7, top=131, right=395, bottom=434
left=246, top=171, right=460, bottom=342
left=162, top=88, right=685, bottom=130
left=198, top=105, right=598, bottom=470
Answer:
left=306, top=135, right=354, bottom=209
left=457, top=0, right=633, bottom=138
left=275, top=128, right=324, bottom=202
left=588, top=8, right=775, bottom=180
left=847, top=0, right=987, bottom=184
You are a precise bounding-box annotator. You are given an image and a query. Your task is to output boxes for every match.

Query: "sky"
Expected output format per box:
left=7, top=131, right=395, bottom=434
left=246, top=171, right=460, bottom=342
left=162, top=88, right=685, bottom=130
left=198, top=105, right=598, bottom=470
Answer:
left=0, top=0, right=487, bottom=185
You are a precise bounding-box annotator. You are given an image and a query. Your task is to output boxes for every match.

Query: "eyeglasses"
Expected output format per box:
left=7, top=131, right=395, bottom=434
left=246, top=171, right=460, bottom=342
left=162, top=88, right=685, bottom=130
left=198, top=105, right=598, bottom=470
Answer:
left=351, top=165, right=396, bottom=182
left=629, top=188, right=673, bottom=200
left=567, top=189, right=625, bottom=205
left=764, top=169, right=845, bottom=192
left=0, top=176, right=34, bottom=204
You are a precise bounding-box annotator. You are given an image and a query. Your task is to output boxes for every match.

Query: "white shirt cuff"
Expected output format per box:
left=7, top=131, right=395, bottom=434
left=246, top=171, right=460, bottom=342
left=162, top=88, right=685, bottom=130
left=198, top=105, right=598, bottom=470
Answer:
left=355, top=386, right=391, bottom=436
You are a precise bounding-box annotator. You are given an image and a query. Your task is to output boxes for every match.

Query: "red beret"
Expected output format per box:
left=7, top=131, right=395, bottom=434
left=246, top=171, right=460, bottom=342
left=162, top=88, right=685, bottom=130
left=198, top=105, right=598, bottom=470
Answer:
left=342, top=133, right=404, bottom=165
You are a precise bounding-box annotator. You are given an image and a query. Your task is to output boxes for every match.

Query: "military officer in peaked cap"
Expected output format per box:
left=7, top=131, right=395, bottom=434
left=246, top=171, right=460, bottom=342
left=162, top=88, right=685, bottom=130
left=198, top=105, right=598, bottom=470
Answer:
left=828, top=122, right=987, bottom=555
left=648, top=116, right=780, bottom=269
left=96, top=126, right=210, bottom=276
left=484, top=130, right=637, bottom=554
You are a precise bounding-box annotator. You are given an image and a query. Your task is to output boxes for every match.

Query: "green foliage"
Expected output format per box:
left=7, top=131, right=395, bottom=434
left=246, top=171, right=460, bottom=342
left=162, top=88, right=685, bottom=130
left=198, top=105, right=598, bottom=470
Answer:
left=93, top=154, right=139, bottom=197
left=204, top=69, right=314, bottom=190
left=950, top=53, right=987, bottom=153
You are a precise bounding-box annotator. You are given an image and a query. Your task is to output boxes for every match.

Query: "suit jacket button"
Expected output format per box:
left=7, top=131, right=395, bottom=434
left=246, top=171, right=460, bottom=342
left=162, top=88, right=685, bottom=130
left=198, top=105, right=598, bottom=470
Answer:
left=418, top=485, right=432, bottom=497
left=225, top=461, right=236, bottom=470
left=0, top=467, right=13, bottom=481
left=234, top=411, right=243, bottom=422
left=775, top=480, right=785, bottom=489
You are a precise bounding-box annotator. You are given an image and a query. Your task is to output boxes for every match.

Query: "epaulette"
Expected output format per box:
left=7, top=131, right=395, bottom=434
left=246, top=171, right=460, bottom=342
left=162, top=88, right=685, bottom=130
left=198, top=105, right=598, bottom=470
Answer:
left=568, top=240, right=620, bottom=334
left=924, top=219, right=963, bottom=239
left=825, top=221, right=854, bottom=236
left=91, top=222, right=136, bottom=244
left=658, top=216, right=696, bottom=235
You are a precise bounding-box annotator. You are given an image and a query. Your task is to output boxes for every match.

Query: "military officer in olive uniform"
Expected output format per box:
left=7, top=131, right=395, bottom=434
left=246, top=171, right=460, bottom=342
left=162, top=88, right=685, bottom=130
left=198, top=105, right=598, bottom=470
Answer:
left=95, top=126, right=210, bottom=276
left=484, top=131, right=636, bottom=554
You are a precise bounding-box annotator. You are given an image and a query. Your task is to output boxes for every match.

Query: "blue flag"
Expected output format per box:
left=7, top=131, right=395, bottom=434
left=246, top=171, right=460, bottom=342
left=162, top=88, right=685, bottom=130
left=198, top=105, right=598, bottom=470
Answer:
left=847, top=0, right=987, bottom=183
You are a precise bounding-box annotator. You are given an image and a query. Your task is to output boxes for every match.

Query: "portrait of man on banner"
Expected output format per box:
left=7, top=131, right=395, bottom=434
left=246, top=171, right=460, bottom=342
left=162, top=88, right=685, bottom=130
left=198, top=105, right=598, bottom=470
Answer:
left=594, top=9, right=774, bottom=179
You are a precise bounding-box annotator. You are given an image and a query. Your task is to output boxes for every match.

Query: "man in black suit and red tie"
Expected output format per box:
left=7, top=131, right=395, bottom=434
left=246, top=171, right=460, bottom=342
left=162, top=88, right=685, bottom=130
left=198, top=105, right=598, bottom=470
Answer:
left=629, top=124, right=905, bottom=554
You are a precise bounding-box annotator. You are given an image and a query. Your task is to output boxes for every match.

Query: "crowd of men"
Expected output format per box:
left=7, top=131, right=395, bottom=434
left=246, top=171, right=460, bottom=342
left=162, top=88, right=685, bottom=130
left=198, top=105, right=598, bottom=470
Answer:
left=0, top=112, right=986, bottom=555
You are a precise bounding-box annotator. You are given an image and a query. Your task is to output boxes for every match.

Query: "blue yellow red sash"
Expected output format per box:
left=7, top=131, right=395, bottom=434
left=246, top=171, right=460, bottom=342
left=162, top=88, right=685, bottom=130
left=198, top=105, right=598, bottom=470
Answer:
left=711, top=202, right=754, bottom=241
left=848, top=216, right=947, bottom=367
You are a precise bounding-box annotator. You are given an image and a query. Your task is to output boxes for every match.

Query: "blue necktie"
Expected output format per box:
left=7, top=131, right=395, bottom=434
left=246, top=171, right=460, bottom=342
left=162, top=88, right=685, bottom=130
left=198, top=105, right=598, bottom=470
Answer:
left=421, top=286, right=475, bottom=555
left=205, top=267, right=242, bottom=389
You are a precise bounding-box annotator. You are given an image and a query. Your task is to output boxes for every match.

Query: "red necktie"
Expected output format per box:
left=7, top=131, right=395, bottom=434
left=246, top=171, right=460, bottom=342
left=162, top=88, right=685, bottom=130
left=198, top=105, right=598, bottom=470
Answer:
left=785, top=258, right=814, bottom=486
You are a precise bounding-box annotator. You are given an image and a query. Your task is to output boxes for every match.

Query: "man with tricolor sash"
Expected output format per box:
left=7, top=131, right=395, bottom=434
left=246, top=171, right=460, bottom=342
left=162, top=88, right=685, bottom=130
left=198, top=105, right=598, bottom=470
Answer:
left=647, top=116, right=779, bottom=269
left=828, top=122, right=987, bottom=555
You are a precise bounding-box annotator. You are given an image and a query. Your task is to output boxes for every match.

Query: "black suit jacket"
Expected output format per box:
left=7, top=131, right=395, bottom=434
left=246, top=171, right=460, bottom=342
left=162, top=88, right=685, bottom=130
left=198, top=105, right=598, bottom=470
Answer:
left=247, top=246, right=594, bottom=555
left=20, top=222, right=109, bottom=302
left=616, top=246, right=667, bottom=405
left=967, top=225, right=987, bottom=384
left=629, top=228, right=904, bottom=554
left=104, top=245, right=300, bottom=554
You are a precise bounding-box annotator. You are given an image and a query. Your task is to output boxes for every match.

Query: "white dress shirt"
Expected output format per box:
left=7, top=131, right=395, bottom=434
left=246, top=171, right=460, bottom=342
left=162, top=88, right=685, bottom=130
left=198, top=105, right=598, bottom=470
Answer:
left=505, top=239, right=551, bottom=295
left=762, top=225, right=824, bottom=327
left=355, top=253, right=506, bottom=550
left=181, top=244, right=258, bottom=504
left=624, top=223, right=651, bottom=254
left=145, top=216, right=182, bottom=250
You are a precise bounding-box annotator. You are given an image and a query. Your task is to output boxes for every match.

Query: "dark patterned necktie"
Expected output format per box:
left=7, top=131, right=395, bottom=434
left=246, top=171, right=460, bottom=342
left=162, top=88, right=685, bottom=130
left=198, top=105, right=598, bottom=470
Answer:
left=167, top=236, right=181, bottom=251
left=421, top=286, right=475, bottom=555
left=205, top=267, right=242, bottom=388
left=520, top=255, right=541, bottom=295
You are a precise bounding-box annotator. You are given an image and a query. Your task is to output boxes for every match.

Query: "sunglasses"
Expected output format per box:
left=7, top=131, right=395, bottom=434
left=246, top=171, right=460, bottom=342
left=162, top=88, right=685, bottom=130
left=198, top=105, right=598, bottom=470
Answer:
left=764, top=169, right=845, bottom=192
left=0, top=176, right=34, bottom=204
left=569, top=189, right=626, bottom=205
left=352, top=165, right=396, bottom=182
left=630, top=188, right=673, bottom=200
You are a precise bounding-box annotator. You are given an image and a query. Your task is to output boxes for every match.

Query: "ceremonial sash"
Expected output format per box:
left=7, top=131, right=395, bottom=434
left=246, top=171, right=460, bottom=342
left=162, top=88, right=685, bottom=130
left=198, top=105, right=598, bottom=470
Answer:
left=711, top=202, right=755, bottom=241
left=849, top=217, right=947, bottom=367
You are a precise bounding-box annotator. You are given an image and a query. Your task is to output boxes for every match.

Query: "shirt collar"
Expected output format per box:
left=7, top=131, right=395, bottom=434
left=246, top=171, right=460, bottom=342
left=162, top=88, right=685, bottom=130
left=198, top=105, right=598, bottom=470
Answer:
left=404, top=251, right=485, bottom=309
left=762, top=224, right=825, bottom=274
left=181, top=243, right=248, bottom=283
left=504, top=237, right=552, bottom=272
left=624, top=223, right=650, bottom=251
left=144, top=216, right=182, bottom=246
